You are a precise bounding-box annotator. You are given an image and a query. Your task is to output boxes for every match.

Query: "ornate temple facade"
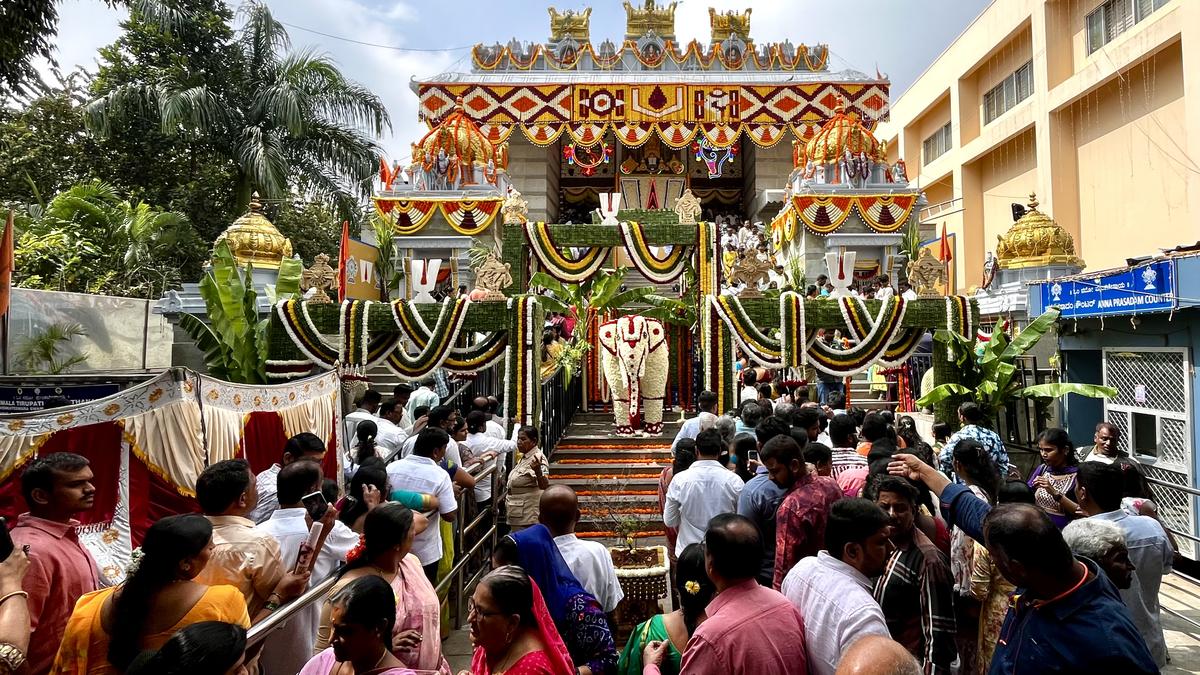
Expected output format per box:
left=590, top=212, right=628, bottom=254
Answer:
left=375, top=2, right=891, bottom=294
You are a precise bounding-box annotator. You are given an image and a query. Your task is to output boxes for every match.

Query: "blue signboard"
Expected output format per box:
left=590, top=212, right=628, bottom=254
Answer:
left=0, top=384, right=120, bottom=413
left=1040, top=259, right=1176, bottom=318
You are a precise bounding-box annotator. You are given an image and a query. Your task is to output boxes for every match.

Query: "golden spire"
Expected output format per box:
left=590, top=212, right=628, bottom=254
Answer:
left=548, top=6, right=591, bottom=42
left=624, top=0, right=677, bottom=41
left=709, top=8, right=751, bottom=43
left=215, top=193, right=294, bottom=268
left=995, top=193, right=1084, bottom=269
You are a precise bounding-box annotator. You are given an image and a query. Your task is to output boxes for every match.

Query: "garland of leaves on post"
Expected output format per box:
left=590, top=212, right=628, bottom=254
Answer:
left=524, top=221, right=609, bottom=282
left=273, top=298, right=506, bottom=379
left=706, top=294, right=951, bottom=377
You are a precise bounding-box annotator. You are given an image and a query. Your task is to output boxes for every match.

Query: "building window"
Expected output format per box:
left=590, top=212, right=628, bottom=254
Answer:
left=983, top=60, right=1033, bottom=125
left=922, top=122, right=952, bottom=165
left=1087, top=0, right=1169, bottom=54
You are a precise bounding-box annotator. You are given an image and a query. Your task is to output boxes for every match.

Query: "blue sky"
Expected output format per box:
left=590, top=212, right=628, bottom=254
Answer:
left=46, top=0, right=990, bottom=161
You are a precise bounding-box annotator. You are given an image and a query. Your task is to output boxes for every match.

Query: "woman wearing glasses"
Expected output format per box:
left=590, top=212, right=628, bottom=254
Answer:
left=467, top=566, right=574, bottom=675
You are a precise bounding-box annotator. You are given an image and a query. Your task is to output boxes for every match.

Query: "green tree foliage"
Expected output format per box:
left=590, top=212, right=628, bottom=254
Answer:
left=13, top=180, right=206, bottom=297
left=86, top=0, right=390, bottom=223
left=269, top=199, right=341, bottom=267
left=15, top=322, right=89, bottom=374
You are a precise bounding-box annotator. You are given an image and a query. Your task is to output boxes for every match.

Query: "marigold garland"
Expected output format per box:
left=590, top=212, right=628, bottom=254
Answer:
left=789, top=194, right=919, bottom=236
left=710, top=295, right=782, bottom=367
left=617, top=221, right=691, bottom=283
left=807, top=296, right=909, bottom=376
left=372, top=198, right=502, bottom=237
left=524, top=221, right=609, bottom=282
left=276, top=300, right=338, bottom=368
left=384, top=298, right=471, bottom=379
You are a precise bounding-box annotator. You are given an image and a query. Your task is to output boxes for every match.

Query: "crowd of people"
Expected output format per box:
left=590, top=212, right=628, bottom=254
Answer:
left=653, top=392, right=1172, bottom=674
left=0, top=369, right=1182, bottom=675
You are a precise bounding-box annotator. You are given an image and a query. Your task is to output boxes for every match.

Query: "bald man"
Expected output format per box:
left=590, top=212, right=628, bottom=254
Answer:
left=472, top=395, right=506, bottom=439
left=539, top=485, right=624, bottom=612
left=835, top=636, right=920, bottom=675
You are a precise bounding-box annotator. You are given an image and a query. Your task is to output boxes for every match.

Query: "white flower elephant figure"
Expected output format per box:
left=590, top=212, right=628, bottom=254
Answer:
left=598, top=315, right=670, bottom=436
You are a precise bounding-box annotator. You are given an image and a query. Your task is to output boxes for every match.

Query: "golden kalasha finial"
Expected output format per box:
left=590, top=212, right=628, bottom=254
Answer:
left=214, top=191, right=294, bottom=268
left=1027, top=193, right=1039, bottom=211
left=301, top=253, right=338, bottom=304
left=548, top=6, right=591, bottom=43
left=709, top=8, right=751, bottom=43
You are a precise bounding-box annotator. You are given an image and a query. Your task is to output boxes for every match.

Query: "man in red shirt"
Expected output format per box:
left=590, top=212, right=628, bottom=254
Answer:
left=764, top=435, right=843, bottom=589
left=11, top=453, right=100, bottom=674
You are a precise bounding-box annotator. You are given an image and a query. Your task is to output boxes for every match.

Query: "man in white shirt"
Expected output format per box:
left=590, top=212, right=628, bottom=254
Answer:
left=460, top=411, right=517, bottom=507
left=401, top=405, right=464, bottom=467
left=672, top=390, right=718, bottom=451
left=664, top=429, right=745, bottom=556
left=538, top=485, right=625, bottom=613
left=259, top=460, right=360, bottom=675
left=387, top=427, right=458, bottom=583
left=874, top=274, right=895, bottom=301
left=249, top=432, right=328, bottom=524
left=740, top=369, right=759, bottom=406
left=373, top=398, right=408, bottom=457
left=1081, top=422, right=1123, bottom=464
left=344, top=389, right=382, bottom=454
left=899, top=280, right=918, bottom=300
left=472, top=396, right=507, bottom=439
left=392, top=384, right=415, bottom=432
left=781, top=498, right=894, bottom=675
left=407, top=378, right=440, bottom=421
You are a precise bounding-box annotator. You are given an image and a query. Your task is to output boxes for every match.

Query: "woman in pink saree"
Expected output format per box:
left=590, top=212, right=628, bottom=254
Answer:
left=467, top=566, right=574, bottom=675
left=300, top=575, right=417, bottom=675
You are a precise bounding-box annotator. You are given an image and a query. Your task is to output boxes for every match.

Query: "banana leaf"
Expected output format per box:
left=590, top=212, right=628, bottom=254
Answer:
left=178, top=312, right=231, bottom=381
left=915, top=383, right=974, bottom=407
left=1015, top=383, right=1117, bottom=399
left=530, top=293, right=571, bottom=315
left=1001, top=308, right=1060, bottom=360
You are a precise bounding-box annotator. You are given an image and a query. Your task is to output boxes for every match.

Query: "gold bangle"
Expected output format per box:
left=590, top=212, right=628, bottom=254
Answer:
left=0, top=592, right=27, bottom=608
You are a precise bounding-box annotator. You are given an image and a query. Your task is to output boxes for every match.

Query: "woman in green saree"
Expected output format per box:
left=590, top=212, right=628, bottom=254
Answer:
left=616, top=543, right=714, bottom=675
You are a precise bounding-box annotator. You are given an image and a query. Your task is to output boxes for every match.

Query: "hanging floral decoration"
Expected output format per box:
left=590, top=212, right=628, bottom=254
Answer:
left=692, top=138, right=738, bottom=178
left=340, top=301, right=403, bottom=376
left=779, top=292, right=810, bottom=368
left=618, top=222, right=691, bottom=283
left=391, top=299, right=508, bottom=373
left=384, top=298, right=472, bottom=379
left=562, top=142, right=612, bottom=176
left=710, top=295, right=781, bottom=367
left=275, top=300, right=339, bottom=368
left=806, top=296, right=910, bottom=376
left=697, top=220, right=721, bottom=297
left=373, top=197, right=503, bottom=236
left=511, top=296, right=539, bottom=427
left=788, top=194, right=919, bottom=235
left=524, top=221, right=609, bottom=282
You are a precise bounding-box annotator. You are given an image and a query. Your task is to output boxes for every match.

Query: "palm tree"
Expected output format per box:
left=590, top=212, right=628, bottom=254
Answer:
left=16, top=323, right=89, bottom=374
left=83, top=1, right=390, bottom=222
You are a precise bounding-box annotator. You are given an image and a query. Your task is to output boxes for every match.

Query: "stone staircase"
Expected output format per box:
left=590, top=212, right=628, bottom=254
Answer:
left=548, top=412, right=679, bottom=545
left=847, top=370, right=897, bottom=411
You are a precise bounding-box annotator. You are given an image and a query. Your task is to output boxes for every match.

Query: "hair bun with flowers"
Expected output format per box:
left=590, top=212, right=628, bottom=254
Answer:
left=345, top=535, right=367, bottom=564
left=126, top=547, right=144, bottom=576
left=684, top=580, right=701, bottom=595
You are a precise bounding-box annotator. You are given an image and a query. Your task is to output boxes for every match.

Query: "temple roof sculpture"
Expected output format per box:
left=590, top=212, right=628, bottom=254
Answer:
left=624, top=0, right=677, bottom=42
left=415, top=97, right=495, bottom=173
left=995, top=194, right=1084, bottom=270
left=214, top=194, right=293, bottom=268
left=548, top=7, right=590, bottom=43
left=709, top=8, right=751, bottom=44
left=806, top=104, right=885, bottom=164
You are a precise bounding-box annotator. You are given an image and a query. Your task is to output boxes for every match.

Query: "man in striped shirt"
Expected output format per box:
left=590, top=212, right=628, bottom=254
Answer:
left=868, top=475, right=957, bottom=674
left=829, top=414, right=868, bottom=480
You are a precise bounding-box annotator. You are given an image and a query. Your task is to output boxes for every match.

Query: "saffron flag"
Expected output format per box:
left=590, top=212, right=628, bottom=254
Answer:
left=0, top=210, right=13, bottom=317
left=337, top=220, right=349, bottom=302
left=938, top=223, right=953, bottom=264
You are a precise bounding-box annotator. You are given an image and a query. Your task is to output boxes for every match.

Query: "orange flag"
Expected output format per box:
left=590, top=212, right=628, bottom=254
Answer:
left=337, top=220, right=350, bottom=302
left=0, top=210, right=13, bottom=317
left=938, top=223, right=953, bottom=264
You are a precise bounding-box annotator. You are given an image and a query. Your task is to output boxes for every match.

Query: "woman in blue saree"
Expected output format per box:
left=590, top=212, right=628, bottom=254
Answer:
left=494, top=525, right=618, bottom=675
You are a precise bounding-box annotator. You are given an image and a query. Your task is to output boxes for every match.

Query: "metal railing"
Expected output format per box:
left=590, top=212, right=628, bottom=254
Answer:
left=920, top=197, right=963, bottom=222
left=435, top=461, right=503, bottom=630
left=540, top=367, right=583, bottom=456
left=246, top=457, right=504, bottom=646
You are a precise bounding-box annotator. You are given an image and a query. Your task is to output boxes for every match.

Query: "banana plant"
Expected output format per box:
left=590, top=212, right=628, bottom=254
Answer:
left=916, top=307, right=1116, bottom=422
left=179, top=241, right=303, bottom=383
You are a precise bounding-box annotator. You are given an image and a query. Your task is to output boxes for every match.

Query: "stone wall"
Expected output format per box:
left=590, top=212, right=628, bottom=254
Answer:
left=506, top=135, right=560, bottom=223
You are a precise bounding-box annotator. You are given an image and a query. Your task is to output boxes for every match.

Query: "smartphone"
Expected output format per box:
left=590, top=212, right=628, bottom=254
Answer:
left=301, top=491, right=329, bottom=522
left=0, top=518, right=12, bottom=562
left=748, top=450, right=759, bottom=462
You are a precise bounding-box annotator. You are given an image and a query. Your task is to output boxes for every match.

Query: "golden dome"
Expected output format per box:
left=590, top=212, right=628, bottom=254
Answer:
left=995, top=194, right=1084, bottom=270
left=418, top=97, right=495, bottom=168
left=806, top=104, right=883, bottom=164
left=214, top=194, right=294, bottom=268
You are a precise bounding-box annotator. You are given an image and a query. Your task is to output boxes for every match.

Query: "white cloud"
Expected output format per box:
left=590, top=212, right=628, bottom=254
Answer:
left=35, top=0, right=126, bottom=80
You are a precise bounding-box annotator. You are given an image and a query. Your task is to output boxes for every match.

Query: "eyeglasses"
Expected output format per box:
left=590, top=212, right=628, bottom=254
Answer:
left=467, top=601, right=505, bottom=619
